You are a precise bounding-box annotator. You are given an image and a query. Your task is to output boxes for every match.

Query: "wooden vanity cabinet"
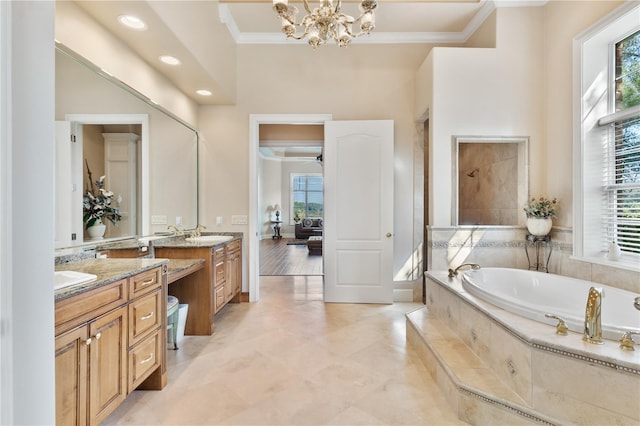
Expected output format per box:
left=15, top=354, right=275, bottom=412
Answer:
left=225, top=239, right=242, bottom=303
left=55, top=266, right=166, bottom=426
left=55, top=285, right=128, bottom=426
left=155, top=238, right=242, bottom=335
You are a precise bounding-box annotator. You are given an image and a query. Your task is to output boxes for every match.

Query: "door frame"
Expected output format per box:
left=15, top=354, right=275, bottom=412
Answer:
left=65, top=114, right=149, bottom=240
left=249, top=113, right=332, bottom=302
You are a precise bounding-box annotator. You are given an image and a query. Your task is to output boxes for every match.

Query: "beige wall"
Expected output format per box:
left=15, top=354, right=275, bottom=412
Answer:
left=542, top=0, right=624, bottom=226
left=199, top=44, right=422, bottom=278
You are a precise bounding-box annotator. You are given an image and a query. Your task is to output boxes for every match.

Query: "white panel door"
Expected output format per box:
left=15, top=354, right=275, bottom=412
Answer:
left=324, top=120, right=394, bottom=303
left=103, top=133, right=138, bottom=237
left=55, top=121, right=72, bottom=248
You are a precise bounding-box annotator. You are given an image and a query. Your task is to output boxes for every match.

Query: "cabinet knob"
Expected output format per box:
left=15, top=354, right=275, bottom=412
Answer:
left=386, top=232, right=392, bottom=238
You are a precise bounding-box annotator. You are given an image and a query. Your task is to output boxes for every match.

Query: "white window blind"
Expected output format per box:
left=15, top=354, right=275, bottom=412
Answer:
left=599, top=109, right=640, bottom=255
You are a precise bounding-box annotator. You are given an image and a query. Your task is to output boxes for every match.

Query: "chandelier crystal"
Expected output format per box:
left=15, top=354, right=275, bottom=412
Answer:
left=272, top=0, right=377, bottom=48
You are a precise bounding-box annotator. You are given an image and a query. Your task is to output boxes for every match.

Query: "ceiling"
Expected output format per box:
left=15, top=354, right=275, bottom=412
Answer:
left=68, top=0, right=520, bottom=106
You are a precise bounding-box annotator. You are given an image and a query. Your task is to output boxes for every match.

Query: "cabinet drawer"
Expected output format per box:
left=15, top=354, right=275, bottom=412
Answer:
left=55, top=279, right=127, bottom=334
left=226, top=239, right=241, bottom=254
left=214, top=260, right=225, bottom=286
left=128, top=330, right=161, bottom=393
left=213, top=246, right=225, bottom=258
left=214, top=285, right=226, bottom=312
left=128, top=290, right=161, bottom=345
left=129, top=268, right=161, bottom=299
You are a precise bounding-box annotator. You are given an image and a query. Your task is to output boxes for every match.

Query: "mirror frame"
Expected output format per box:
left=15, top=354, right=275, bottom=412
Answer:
left=452, top=135, right=529, bottom=226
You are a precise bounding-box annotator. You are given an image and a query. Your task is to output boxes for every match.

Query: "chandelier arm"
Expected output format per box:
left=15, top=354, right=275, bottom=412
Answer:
left=288, top=24, right=314, bottom=40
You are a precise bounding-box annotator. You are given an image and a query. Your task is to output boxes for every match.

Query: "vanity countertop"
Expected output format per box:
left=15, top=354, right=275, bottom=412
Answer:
left=153, top=233, right=243, bottom=249
left=166, top=258, right=205, bottom=284
left=55, top=258, right=169, bottom=301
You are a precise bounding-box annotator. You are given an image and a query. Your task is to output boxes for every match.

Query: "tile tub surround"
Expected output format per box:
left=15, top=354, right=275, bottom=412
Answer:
left=411, top=271, right=640, bottom=425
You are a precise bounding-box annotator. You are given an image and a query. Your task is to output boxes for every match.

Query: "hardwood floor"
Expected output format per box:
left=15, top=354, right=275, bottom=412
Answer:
left=260, top=238, right=323, bottom=276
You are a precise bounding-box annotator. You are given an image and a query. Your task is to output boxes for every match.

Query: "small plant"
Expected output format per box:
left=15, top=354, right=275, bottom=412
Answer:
left=83, top=160, right=121, bottom=229
left=523, top=197, right=558, bottom=218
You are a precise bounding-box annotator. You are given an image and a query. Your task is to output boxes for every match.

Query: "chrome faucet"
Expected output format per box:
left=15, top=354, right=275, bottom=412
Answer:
left=167, top=225, right=183, bottom=236
left=583, top=286, right=604, bottom=345
left=189, top=224, right=206, bottom=238
left=634, top=296, right=640, bottom=311
left=448, top=263, right=481, bottom=278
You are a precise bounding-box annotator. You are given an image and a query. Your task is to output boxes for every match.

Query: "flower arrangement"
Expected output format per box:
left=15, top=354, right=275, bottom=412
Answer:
left=523, top=197, right=558, bottom=219
left=83, top=160, right=121, bottom=229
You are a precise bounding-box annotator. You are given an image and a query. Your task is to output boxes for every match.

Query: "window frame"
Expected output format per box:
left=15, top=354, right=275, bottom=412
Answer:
left=573, top=2, right=640, bottom=271
left=289, top=172, right=323, bottom=225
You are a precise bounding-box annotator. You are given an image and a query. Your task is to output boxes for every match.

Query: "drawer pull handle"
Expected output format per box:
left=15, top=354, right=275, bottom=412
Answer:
left=140, top=278, right=155, bottom=287
left=140, top=354, right=153, bottom=364
left=84, top=332, right=101, bottom=346
left=140, top=312, right=154, bottom=321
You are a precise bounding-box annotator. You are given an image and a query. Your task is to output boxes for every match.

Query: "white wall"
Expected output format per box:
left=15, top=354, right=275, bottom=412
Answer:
left=1, top=2, right=56, bottom=424
left=419, top=7, right=545, bottom=227
left=259, top=157, right=282, bottom=238
left=55, top=1, right=198, bottom=127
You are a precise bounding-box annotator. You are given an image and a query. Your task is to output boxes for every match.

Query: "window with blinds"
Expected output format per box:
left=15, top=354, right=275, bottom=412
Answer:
left=600, top=112, right=640, bottom=254
left=598, top=30, right=640, bottom=256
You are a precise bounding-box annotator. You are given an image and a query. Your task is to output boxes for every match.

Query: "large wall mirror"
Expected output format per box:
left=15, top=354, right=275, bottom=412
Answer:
left=452, top=136, right=528, bottom=226
left=55, top=45, right=199, bottom=248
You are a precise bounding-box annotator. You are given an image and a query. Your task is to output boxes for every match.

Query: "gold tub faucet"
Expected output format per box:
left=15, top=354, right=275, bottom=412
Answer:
left=583, top=286, right=605, bottom=345
left=448, top=263, right=481, bottom=278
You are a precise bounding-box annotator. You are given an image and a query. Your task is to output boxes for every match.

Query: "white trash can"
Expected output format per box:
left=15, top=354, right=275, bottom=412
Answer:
left=177, top=304, right=189, bottom=344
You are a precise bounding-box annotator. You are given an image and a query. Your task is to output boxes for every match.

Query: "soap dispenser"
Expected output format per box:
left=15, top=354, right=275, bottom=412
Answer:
left=608, top=241, right=621, bottom=260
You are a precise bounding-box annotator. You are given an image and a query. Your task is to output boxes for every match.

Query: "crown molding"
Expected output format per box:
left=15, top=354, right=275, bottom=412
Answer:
left=219, top=0, right=549, bottom=46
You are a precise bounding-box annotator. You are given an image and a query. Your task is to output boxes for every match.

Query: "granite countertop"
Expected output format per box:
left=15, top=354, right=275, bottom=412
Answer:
left=153, top=233, right=243, bottom=249
left=166, top=258, right=205, bottom=284
left=55, top=258, right=169, bottom=300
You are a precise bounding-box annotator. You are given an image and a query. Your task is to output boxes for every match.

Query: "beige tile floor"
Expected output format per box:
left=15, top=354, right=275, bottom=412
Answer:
left=104, top=276, right=466, bottom=425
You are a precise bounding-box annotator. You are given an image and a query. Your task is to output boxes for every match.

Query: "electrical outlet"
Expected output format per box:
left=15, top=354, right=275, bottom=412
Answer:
left=176, top=216, right=182, bottom=225
left=216, top=216, right=223, bottom=225
left=151, top=215, right=167, bottom=225
left=231, top=215, right=248, bottom=225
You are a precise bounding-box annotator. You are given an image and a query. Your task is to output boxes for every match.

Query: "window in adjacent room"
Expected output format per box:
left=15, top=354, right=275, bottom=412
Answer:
left=291, top=173, right=323, bottom=222
left=575, top=2, right=640, bottom=267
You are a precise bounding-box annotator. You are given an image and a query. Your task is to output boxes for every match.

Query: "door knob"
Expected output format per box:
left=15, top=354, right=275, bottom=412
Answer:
left=386, top=232, right=392, bottom=238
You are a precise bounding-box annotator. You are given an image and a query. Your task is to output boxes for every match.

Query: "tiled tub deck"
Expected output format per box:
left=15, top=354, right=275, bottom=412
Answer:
left=406, top=271, right=640, bottom=425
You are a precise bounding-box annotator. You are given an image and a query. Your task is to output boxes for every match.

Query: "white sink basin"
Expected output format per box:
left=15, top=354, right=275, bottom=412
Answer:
left=185, top=235, right=234, bottom=244
left=54, top=271, right=97, bottom=290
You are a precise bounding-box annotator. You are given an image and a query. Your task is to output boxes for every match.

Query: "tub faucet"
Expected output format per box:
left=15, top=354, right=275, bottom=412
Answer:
left=448, top=263, right=481, bottom=278
left=583, top=286, right=604, bottom=345
left=634, top=297, right=640, bottom=311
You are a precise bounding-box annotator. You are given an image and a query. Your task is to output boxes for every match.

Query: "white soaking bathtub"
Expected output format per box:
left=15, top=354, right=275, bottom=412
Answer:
left=460, top=267, right=640, bottom=341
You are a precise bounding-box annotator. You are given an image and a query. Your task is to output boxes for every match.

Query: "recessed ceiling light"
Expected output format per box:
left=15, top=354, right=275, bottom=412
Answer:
left=117, top=14, right=147, bottom=31
left=196, top=89, right=212, bottom=96
left=159, top=55, right=181, bottom=66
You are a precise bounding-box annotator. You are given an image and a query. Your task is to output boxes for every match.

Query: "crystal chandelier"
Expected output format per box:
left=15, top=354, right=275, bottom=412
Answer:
left=272, top=0, right=377, bottom=48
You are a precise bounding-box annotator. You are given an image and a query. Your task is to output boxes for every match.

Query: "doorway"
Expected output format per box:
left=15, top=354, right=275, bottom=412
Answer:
left=249, top=114, right=332, bottom=302
left=257, top=125, right=325, bottom=277
left=56, top=114, right=149, bottom=248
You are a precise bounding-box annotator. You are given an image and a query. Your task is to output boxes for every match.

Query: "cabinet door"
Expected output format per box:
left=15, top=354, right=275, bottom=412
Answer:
left=55, top=325, right=88, bottom=426
left=89, top=306, right=128, bottom=425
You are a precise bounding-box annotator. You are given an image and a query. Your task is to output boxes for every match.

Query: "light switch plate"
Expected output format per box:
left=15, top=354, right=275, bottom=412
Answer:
left=232, top=215, right=248, bottom=225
